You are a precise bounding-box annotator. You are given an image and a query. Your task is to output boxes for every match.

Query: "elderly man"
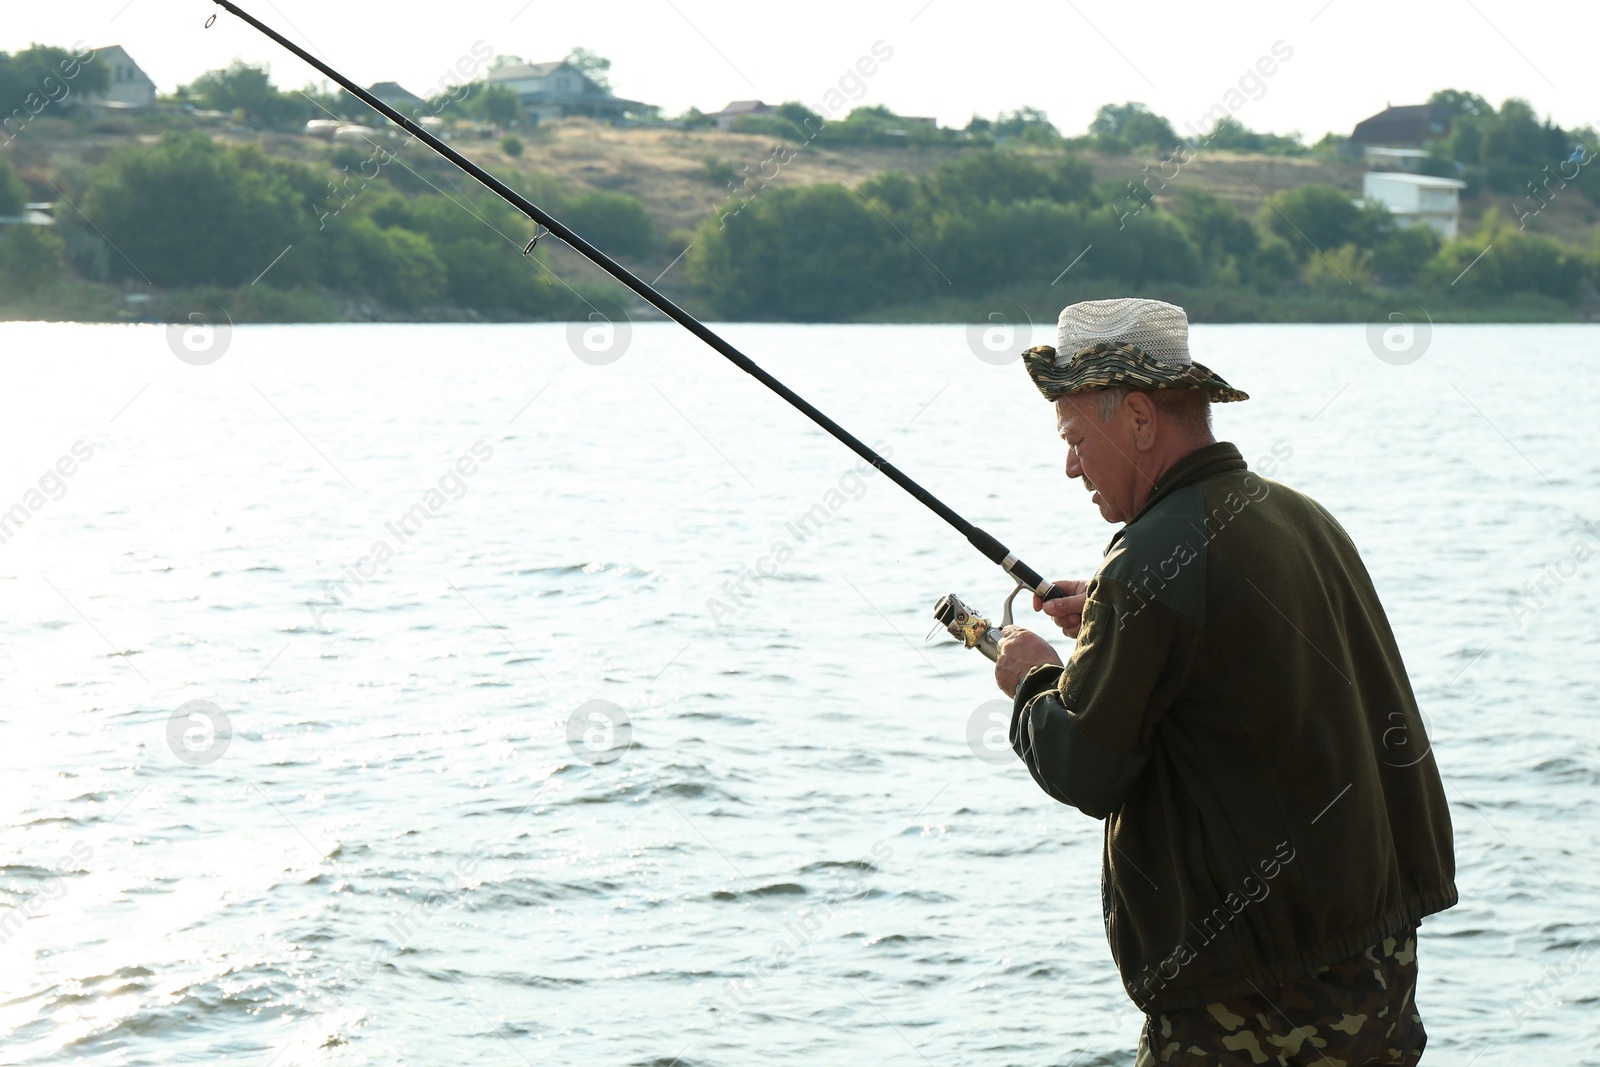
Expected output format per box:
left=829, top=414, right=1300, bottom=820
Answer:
left=993, top=299, right=1455, bottom=1065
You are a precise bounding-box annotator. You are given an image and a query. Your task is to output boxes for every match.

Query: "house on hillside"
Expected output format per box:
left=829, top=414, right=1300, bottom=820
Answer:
left=86, top=45, right=156, bottom=108
left=369, top=82, right=426, bottom=112
left=1352, top=102, right=1449, bottom=144
left=484, top=60, right=646, bottom=123
left=1363, top=172, right=1467, bottom=239
left=706, top=100, right=774, bottom=129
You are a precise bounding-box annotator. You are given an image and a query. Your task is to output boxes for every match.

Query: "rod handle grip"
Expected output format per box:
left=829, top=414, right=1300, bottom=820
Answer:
left=966, top=526, right=1063, bottom=604
left=1009, top=560, right=1063, bottom=603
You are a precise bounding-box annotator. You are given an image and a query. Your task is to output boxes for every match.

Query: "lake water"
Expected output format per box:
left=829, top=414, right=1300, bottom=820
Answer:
left=0, top=320, right=1596, bottom=1066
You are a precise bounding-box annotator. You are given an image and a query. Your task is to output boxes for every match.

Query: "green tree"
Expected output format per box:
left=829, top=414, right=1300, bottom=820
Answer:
left=1304, top=244, right=1373, bottom=291
left=1369, top=224, right=1440, bottom=285
left=775, top=101, right=824, bottom=133
left=1172, top=190, right=1258, bottom=266
left=927, top=200, right=1085, bottom=291
left=1439, top=120, right=1484, bottom=165
left=992, top=106, right=1059, bottom=146
left=720, top=100, right=831, bottom=139
left=1258, top=184, right=1389, bottom=260
left=0, top=157, right=27, bottom=214
left=1090, top=206, right=1202, bottom=287
left=182, top=61, right=305, bottom=129
left=564, top=47, right=611, bottom=89
left=318, top=214, right=446, bottom=309
left=562, top=190, right=653, bottom=256
left=676, top=107, right=716, bottom=131
left=435, top=239, right=566, bottom=314
left=687, top=184, right=913, bottom=319
left=858, top=170, right=919, bottom=214
left=1427, top=213, right=1575, bottom=299
left=379, top=190, right=585, bottom=314
left=0, top=45, right=109, bottom=114
left=730, top=102, right=829, bottom=140
left=478, top=85, right=522, bottom=127
left=1479, top=98, right=1563, bottom=166
left=1427, top=89, right=1492, bottom=121
left=0, top=223, right=66, bottom=294
left=1310, top=132, right=1348, bottom=156
left=918, top=151, right=1093, bottom=211
left=82, top=132, right=316, bottom=286
left=1090, top=102, right=1178, bottom=151
left=1203, top=116, right=1305, bottom=156
left=1247, top=234, right=1298, bottom=292
left=1423, top=91, right=1494, bottom=164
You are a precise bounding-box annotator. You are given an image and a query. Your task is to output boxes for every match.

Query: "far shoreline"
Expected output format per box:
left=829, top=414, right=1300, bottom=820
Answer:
left=1, top=285, right=1590, bottom=328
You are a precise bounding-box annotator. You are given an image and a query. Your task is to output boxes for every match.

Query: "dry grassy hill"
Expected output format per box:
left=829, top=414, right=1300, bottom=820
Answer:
left=9, top=111, right=1596, bottom=321
left=329, top=119, right=1596, bottom=290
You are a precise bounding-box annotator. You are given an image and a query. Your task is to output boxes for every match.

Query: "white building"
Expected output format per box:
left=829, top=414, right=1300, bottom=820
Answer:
left=1362, top=172, right=1467, bottom=239
left=484, top=60, right=645, bottom=124
left=88, top=45, right=157, bottom=108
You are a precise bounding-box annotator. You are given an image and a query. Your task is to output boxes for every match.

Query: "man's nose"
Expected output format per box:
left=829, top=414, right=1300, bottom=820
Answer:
left=1065, top=449, right=1083, bottom=480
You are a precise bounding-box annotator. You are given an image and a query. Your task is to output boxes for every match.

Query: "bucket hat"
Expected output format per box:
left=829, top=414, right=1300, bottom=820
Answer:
left=1022, top=298, right=1248, bottom=403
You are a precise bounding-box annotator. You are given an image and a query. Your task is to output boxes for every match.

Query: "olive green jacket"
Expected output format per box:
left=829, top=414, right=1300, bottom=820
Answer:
left=1011, top=442, right=1456, bottom=1014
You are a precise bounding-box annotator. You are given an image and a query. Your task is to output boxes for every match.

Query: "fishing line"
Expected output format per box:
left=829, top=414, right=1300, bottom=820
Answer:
left=208, top=1, right=1063, bottom=632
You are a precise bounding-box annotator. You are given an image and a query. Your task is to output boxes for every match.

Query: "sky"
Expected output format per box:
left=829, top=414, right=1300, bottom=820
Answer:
left=3, top=0, right=1594, bottom=142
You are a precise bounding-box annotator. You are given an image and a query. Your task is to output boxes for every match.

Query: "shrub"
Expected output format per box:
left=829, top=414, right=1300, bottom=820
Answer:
left=0, top=224, right=67, bottom=295
left=0, top=159, right=27, bottom=215
left=1369, top=224, right=1440, bottom=285
left=1425, top=212, right=1576, bottom=299
left=688, top=184, right=913, bottom=319
left=319, top=215, right=445, bottom=309
left=81, top=132, right=315, bottom=287
left=561, top=190, right=653, bottom=257
left=1257, top=184, right=1390, bottom=259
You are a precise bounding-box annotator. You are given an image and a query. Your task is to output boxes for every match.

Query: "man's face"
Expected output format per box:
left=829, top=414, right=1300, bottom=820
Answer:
left=1055, top=393, right=1141, bottom=524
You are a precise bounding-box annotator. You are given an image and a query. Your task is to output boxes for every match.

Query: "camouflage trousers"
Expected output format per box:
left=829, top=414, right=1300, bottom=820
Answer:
left=1134, top=925, right=1425, bottom=1066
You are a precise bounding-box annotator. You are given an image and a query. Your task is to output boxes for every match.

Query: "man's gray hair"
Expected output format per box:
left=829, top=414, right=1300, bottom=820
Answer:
left=1095, top=387, right=1213, bottom=431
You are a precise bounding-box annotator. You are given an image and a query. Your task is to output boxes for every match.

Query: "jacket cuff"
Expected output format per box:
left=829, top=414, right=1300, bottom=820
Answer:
left=1013, top=663, right=1065, bottom=716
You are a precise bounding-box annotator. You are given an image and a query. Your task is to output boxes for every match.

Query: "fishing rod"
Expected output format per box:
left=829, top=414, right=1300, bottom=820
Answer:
left=209, top=0, right=1062, bottom=659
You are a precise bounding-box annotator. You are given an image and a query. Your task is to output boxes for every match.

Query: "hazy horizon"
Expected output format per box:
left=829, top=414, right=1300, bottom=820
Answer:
left=2, top=0, right=1590, bottom=143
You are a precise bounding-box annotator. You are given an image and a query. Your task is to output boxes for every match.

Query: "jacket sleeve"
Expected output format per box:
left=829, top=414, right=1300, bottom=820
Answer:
left=1009, top=577, right=1191, bottom=819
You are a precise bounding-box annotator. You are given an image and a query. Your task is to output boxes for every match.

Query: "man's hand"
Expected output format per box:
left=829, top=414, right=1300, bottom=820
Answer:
left=995, top=626, right=1063, bottom=699
left=1034, top=578, right=1089, bottom=639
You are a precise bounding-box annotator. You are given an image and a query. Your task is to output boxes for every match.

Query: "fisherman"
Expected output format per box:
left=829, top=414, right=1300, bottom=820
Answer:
left=993, top=299, right=1456, bottom=1065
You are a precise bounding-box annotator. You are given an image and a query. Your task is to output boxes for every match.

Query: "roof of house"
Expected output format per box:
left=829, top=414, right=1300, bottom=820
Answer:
left=489, top=60, right=571, bottom=80
left=369, top=81, right=424, bottom=104
left=90, top=44, right=155, bottom=83
left=1364, top=103, right=1433, bottom=123
left=1351, top=103, right=1450, bottom=145
left=708, top=99, right=772, bottom=117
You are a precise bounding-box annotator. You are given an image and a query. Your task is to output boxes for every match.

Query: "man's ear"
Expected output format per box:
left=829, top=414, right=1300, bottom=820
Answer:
left=1124, top=391, right=1158, bottom=450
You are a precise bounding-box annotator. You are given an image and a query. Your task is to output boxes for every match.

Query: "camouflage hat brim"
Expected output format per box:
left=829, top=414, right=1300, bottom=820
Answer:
left=1022, top=342, right=1249, bottom=404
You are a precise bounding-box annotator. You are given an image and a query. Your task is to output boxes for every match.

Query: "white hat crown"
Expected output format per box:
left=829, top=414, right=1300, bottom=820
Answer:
left=1056, top=298, right=1191, bottom=367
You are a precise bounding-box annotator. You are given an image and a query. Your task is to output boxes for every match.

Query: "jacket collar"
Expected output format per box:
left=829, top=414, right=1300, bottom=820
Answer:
left=1106, top=442, right=1247, bottom=548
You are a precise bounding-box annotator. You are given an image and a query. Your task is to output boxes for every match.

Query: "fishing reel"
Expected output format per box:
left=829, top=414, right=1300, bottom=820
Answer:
left=932, top=584, right=1027, bottom=662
